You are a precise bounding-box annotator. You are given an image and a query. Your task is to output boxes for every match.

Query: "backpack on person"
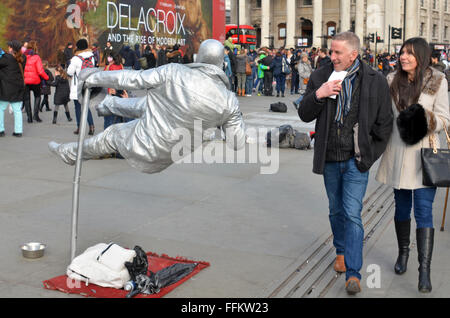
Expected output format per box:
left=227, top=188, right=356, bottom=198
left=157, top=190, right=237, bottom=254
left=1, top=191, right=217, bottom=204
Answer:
left=282, top=57, right=291, bottom=75
left=74, top=55, right=103, bottom=98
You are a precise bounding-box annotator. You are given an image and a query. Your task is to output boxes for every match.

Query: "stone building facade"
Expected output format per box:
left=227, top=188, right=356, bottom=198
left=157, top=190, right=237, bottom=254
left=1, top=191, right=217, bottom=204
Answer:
left=228, top=0, right=450, bottom=53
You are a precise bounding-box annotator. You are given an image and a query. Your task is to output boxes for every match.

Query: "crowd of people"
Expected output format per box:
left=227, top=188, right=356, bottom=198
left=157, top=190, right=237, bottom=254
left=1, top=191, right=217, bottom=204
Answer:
left=5, top=35, right=450, bottom=140
left=222, top=43, right=336, bottom=99
left=0, top=38, right=196, bottom=138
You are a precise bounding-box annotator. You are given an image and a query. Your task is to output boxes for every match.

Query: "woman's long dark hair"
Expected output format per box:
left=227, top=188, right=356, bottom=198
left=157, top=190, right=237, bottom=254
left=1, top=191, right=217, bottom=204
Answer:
left=390, top=37, right=431, bottom=111
left=7, top=40, right=25, bottom=79
left=109, top=51, right=122, bottom=66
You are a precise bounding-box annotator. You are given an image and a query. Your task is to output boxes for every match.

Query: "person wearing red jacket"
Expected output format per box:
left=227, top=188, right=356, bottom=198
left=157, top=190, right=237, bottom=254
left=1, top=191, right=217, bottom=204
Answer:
left=103, top=51, right=124, bottom=130
left=23, top=40, right=49, bottom=123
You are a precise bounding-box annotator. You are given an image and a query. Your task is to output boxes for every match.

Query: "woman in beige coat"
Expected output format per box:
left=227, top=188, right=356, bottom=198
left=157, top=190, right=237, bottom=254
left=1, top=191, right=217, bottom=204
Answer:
left=376, top=37, right=450, bottom=293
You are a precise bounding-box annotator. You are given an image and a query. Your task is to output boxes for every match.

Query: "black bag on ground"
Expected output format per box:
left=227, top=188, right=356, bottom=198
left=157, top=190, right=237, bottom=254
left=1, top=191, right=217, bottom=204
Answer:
left=294, top=131, right=312, bottom=150
left=124, top=246, right=149, bottom=281
left=267, top=124, right=295, bottom=148
left=267, top=125, right=312, bottom=150
left=270, top=102, right=287, bottom=113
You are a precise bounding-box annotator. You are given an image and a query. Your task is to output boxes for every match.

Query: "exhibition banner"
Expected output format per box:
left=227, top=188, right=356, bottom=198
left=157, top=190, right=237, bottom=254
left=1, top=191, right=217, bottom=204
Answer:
left=0, top=0, right=225, bottom=64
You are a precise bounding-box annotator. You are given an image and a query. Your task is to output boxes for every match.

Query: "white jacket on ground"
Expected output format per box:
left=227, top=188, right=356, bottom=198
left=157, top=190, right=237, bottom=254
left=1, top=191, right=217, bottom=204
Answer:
left=66, top=243, right=136, bottom=289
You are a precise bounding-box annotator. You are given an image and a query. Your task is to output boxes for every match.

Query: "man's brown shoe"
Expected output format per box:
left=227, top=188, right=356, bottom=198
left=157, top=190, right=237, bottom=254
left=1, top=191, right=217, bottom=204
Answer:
left=345, top=277, right=361, bottom=295
left=334, top=255, right=346, bottom=273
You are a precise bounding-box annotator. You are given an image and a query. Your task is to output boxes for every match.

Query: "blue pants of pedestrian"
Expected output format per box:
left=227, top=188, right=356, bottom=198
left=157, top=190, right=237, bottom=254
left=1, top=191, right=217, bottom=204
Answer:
left=323, top=158, right=369, bottom=281
left=254, top=78, right=264, bottom=94
left=275, top=74, right=286, bottom=94
left=0, top=100, right=23, bottom=134
left=245, top=74, right=254, bottom=96
left=251, top=66, right=258, bottom=89
left=74, top=99, right=94, bottom=128
left=394, top=188, right=436, bottom=228
left=291, top=71, right=299, bottom=94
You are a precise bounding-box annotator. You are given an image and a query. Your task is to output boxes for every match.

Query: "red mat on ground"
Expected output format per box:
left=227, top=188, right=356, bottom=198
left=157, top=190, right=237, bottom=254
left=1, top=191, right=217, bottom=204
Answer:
left=43, top=252, right=209, bottom=298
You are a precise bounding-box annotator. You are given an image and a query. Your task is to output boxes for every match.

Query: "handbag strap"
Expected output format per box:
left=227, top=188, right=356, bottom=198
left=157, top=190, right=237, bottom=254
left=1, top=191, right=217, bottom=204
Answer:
left=429, top=116, right=450, bottom=153
left=438, top=115, right=450, bottom=149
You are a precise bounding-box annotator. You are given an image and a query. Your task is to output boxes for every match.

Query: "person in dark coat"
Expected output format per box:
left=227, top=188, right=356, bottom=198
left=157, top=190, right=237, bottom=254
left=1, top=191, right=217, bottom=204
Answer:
left=227, top=47, right=237, bottom=91
left=143, top=44, right=156, bottom=69
left=381, top=53, right=392, bottom=76
left=64, top=43, right=74, bottom=68
left=430, top=50, right=446, bottom=72
left=157, top=45, right=168, bottom=66
left=121, top=45, right=139, bottom=70
left=167, top=44, right=183, bottom=64
left=134, top=43, right=141, bottom=59
left=40, top=60, right=54, bottom=112
left=317, top=48, right=331, bottom=69
left=269, top=51, right=287, bottom=97
left=261, top=52, right=274, bottom=96
left=92, top=43, right=100, bottom=67
left=0, top=40, right=26, bottom=136
left=298, top=32, right=393, bottom=295
left=290, top=50, right=301, bottom=94
left=49, top=65, right=72, bottom=124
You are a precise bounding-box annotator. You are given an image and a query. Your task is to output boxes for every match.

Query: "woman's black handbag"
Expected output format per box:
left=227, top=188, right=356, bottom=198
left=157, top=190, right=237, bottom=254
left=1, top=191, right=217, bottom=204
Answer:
left=421, top=118, right=450, bottom=187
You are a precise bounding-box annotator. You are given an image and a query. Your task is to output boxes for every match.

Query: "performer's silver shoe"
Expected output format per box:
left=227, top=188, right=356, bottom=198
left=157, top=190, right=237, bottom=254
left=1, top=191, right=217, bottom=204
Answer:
left=48, top=141, right=76, bottom=166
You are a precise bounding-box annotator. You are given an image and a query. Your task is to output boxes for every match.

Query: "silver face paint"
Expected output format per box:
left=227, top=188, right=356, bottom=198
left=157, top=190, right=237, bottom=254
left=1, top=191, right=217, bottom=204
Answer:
left=49, top=39, right=246, bottom=174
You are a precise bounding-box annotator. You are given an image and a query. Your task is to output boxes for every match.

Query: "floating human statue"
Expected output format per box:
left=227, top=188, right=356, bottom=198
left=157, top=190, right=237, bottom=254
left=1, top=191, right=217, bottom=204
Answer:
left=49, top=39, right=246, bottom=173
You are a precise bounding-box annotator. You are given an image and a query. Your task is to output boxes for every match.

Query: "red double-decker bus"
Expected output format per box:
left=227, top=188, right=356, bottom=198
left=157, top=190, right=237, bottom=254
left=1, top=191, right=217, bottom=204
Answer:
left=225, top=24, right=257, bottom=46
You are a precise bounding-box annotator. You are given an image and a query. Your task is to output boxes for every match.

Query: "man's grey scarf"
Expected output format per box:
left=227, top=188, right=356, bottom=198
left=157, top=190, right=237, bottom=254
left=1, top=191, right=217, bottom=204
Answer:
left=335, top=59, right=360, bottom=126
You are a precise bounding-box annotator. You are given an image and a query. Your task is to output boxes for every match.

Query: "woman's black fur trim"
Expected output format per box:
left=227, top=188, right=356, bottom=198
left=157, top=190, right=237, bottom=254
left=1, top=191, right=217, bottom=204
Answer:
left=396, top=104, right=428, bottom=145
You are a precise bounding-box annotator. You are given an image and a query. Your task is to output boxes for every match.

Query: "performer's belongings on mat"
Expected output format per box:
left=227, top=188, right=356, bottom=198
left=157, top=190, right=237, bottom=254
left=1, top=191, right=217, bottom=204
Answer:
left=66, top=243, right=198, bottom=297
left=266, top=124, right=315, bottom=150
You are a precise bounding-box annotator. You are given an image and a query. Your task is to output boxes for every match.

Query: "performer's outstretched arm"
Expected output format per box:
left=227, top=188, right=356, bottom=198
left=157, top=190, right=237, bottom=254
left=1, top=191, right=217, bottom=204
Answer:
left=96, top=95, right=147, bottom=119
left=84, top=67, right=167, bottom=91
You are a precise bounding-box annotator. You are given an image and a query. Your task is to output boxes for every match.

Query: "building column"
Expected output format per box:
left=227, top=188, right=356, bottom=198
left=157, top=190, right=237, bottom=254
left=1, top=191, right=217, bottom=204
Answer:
left=230, top=0, right=237, bottom=24
left=313, top=0, right=323, bottom=48
left=355, top=0, right=365, bottom=44
left=340, top=0, right=351, bottom=32
left=286, top=0, right=296, bottom=48
left=405, top=0, right=418, bottom=40
left=384, top=0, right=402, bottom=54
left=239, top=0, right=250, bottom=25
left=261, top=0, right=271, bottom=47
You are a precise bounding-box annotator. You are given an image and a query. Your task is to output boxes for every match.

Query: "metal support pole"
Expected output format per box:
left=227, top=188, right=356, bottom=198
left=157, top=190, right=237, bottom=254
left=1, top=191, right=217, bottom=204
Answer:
left=375, top=32, right=378, bottom=58
left=70, top=88, right=91, bottom=261
left=441, top=187, right=449, bottom=231
left=237, top=0, right=240, bottom=46
left=388, top=25, right=391, bottom=55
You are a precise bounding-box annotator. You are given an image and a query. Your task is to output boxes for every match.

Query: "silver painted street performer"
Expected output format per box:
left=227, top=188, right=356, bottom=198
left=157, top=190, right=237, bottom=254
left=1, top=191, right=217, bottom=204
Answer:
left=49, top=39, right=246, bottom=173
